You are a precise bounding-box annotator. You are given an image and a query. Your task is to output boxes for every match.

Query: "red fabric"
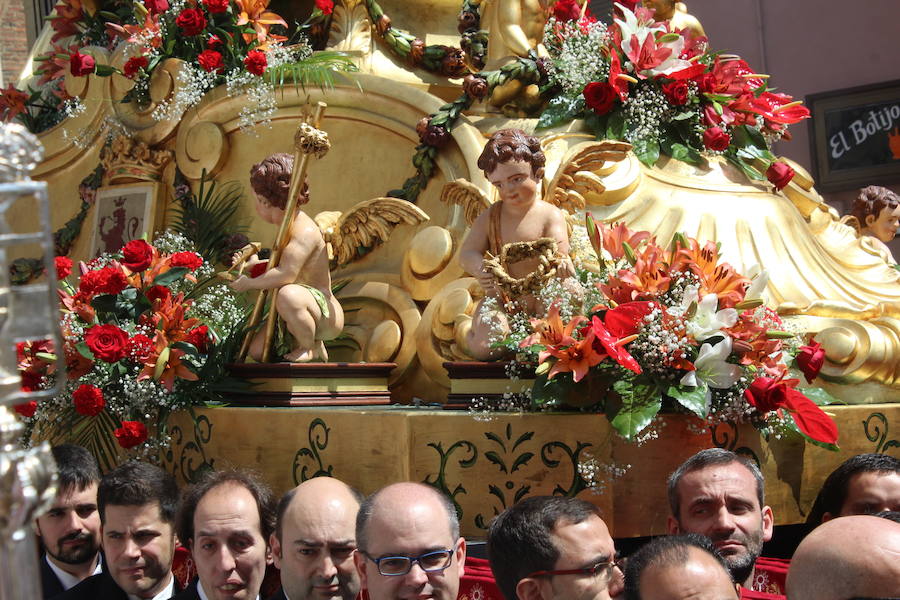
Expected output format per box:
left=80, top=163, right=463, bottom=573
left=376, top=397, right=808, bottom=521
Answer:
left=171, top=546, right=195, bottom=589
left=741, top=588, right=784, bottom=600
left=459, top=557, right=503, bottom=600
left=750, top=556, right=789, bottom=596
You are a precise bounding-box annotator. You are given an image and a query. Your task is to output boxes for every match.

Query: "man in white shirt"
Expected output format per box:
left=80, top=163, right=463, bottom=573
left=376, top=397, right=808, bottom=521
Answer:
left=52, top=461, right=182, bottom=600
left=37, top=444, right=103, bottom=598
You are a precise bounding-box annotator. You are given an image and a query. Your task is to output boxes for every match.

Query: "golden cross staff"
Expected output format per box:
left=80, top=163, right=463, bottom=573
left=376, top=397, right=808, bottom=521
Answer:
left=238, top=101, right=330, bottom=362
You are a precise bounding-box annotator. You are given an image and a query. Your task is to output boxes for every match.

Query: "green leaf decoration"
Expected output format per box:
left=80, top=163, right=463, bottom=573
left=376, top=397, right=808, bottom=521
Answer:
left=266, top=51, right=359, bottom=90
left=536, top=95, right=584, bottom=130
left=783, top=412, right=840, bottom=452
left=667, top=383, right=709, bottom=418
left=510, top=452, right=534, bottom=473
left=608, top=380, right=662, bottom=440
left=485, top=451, right=508, bottom=473
left=798, top=386, right=844, bottom=406
left=606, top=110, right=626, bottom=140
left=670, top=143, right=701, bottom=164
left=632, top=137, right=661, bottom=167
left=530, top=373, right=572, bottom=407
left=151, top=267, right=190, bottom=287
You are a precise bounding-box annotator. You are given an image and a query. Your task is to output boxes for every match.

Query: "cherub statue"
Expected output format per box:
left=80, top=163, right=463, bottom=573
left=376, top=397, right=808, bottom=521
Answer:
left=644, top=0, right=705, bottom=37
left=848, top=185, right=900, bottom=263
left=230, top=153, right=344, bottom=362
left=458, top=129, right=576, bottom=359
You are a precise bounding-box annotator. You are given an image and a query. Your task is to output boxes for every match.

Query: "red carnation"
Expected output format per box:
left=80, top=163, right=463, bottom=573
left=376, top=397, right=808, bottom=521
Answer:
left=702, top=126, right=730, bottom=151
left=552, top=0, right=581, bottom=21
left=125, top=334, right=155, bottom=361
left=145, top=285, right=171, bottom=304
left=583, top=81, right=618, bottom=116
left=143, top=0, right=169, bottom=14
left=185, top=325, right=211, bottom=353
left=796, top=340, right=825, bottom=384
left=14, top=401, right=37, bottom=418
left=176, top=8, right=207, bottom=36
left=766, top=161, right=794, bottom=191
left=243, top=50, right=267, bottom=76
left=314, top=0, right=333, bottom=15
left=69, top=52, right=95, bottom=77
left=123, top=55, right=149, bottom=79
left=55, top=256, right=73, bottom=280
left=73, top=384, right=105, bottom=416
left=203, top=0, right=229, bottom=13
left=662, top=80, right=690, bottom=106
left=79, top=266, right=129, bottom=296
left=85, top=324, right=129, bottom=362
left=198, top=49, right=224, bottom=73
left=170, top=251, right=203, bottom=271
left=121, top=239, right=154, bottom=272
left=115, top=421, right=148, bottom=449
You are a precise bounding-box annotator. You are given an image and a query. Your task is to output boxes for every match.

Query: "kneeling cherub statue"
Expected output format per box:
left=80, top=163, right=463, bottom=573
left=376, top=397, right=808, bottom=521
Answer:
left=230, top=153, right=344, bottom=362
left=459, top=129, right=577, bottom=359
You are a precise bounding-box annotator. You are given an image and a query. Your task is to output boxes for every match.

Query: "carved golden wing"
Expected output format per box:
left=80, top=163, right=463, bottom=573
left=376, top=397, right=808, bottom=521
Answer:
left=440, top=179, right=492, bottom=226
left=327, top=198, right=429, bottom=267
left=545, top=140, right=632, bottom=213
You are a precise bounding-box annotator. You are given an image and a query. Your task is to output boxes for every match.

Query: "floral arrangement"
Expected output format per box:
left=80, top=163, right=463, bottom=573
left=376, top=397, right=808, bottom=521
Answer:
left=538, top=1, right=808, bottom=185
left=14, top=231, right=247, bottom=468
left=0, top=0, right=353, bottom=134
left=495, top=215, right=839, bottom=449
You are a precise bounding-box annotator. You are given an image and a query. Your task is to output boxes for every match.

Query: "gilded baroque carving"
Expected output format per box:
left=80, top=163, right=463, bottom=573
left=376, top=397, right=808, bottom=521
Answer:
left=327, top=0, right=373, bottom=54
left=99, top=135, right=173, bottom=184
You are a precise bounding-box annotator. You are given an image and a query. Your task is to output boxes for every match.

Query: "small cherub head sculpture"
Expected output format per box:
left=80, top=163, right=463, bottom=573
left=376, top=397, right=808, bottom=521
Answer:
left=477, top=129, right=545, bottom=205
left=249, top=153, right=309, bottom=217
left=851, top=185, right=900, bottom=243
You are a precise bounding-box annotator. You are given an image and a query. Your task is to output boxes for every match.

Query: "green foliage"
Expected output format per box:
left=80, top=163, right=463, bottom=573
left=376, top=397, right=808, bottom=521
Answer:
left=666, top=384, right=709, bottom=418
left=265, top=51, right=359, bottom=90
left=171, top=174, right=247, bottom=265
left=608, top=379, right=662, bottom=440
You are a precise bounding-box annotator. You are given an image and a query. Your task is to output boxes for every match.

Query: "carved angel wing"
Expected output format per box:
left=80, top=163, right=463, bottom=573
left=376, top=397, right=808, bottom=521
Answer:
left=544, top=140, right=632, bottom=213
left=440, top=179, right=492, bottom=226
left=326, top=198, right=429, bottom=267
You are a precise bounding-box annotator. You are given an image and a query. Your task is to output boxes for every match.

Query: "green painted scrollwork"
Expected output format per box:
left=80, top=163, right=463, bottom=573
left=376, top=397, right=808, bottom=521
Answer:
left=862, top=413, right=900, bottom=454
left=475, top=423, right=536, bottom=529
left=710, top=422, right=761, bottom=467
left=292, top=418, right=334, bottom=484
left=423, top=440, right=478, bottom=519
left=166, top=413, right=215, bottom=483
left=541, top=440, right=593, bottom=497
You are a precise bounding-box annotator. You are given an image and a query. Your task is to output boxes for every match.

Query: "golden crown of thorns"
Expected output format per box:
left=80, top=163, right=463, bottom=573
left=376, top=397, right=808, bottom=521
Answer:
left=483, top=237, right=561, bottom=298
left=294, top=122, right=331, bottom=158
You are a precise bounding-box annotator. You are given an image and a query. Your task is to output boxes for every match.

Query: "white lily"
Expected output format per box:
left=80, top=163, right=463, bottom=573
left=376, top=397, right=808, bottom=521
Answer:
left=614, top=3, right=665, bottom=57
left=686, top=293, right=738, bottom=342
left=680, top=337, right=743, bottom=395
left=745, top=267, right=770, bottom=302
left=644, top=36, right=693, bottom=78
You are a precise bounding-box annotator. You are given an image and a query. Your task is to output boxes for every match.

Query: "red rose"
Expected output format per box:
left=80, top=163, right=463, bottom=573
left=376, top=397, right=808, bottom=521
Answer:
left=176, top=8, right=207, bottom=36
left=198, top=49, right=224, bottom=73
left=69, top=52, right=95, bottom=77
left=745, top=377, right=838, bottom=445
left=662, top=80, right=690, bottom=106
left=314, top=0, right=333, bottom=14
left=123, top=55, right=148, bottom=79
left=121, top=239, right=154, bottom=272
left=145, top=285, right=171, bottom=304
left=766, top=161, right=794, bottom=191
left=144, top=0, right=169, bottom=14
left=702, top=126, right=730, bottom=151
left=696, top=72, right=717, bottom=94
left=170, top=251, right=203, bottom=271
left=616, top=0, right=639, bottom=11
left=552, top=0, right=581, bottom=21
left=243, top=50, right=267, bottom=76
left=203, top=0, right=229, bottom=13
left=744, top=376, right=788, bottom=415
left=115, top=421, right=148, bottom=449
left=207, top=34, right=224, bottom=48
left=185, top=325, right=211, bottom=353
left=55, top=256, right=73, bottom=280
left=84, top=324, right=129, bottom=362
left=73, top=384, right=105, bottom=416
left=583, top=81, right=618, bottom=115
left=125, top=334, right=155, bottom=361
left=21, top=371, right=43, bottom=392
left=796, top=340, right=825, bottom=384
left=14, top=401, right=37, bottom=418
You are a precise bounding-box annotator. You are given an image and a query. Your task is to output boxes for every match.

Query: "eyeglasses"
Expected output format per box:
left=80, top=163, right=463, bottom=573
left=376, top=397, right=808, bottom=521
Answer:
left=526, top=557, right=623, bottom=580
left=362, top=549, right=455, bottom=576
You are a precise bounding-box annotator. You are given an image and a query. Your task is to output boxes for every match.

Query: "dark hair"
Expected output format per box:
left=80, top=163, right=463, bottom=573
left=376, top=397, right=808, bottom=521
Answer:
left=667, top=449, right=765, bottom=520
left=51, top=444, right=100, bottom=494
left=806, top=454, right=900, bottom=524
left=98, top=461, right=179, bottom=524
left=850, top=185, right=899, bottom=228
left=624, top=534, right=732, bottom=600
left=487, top=496, right=602, bottom=600
left=356, top=484, right=458, bottom=553
left=249, top=153, right=309, bottom=210
left=874, top=510, right=900, bottom=524
left=275, top=478, right=365, bottom=541
left=477, top=129, right=545, bottom=179
left=177, top=469, right=276, bottom=544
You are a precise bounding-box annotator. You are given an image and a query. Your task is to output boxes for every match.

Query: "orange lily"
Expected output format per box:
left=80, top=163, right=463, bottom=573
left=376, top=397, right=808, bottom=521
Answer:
left=0, top=85, right=30, bottom=123
left=586, top=216, right=651, bottom=262
left=672, top=239, right=749, bottom=308
left=151, top=293, right=200, bottom=343
left=234, top=0, right=288, bottom=45
left=600, top=243, right=672, bottom=304
left=106, top=12, right=162, bottom=48
left=520, top=304, right=585, bottom=363
left=547, top=330, right=606, bottom=383
left=138, top=335, right=198, bottom=391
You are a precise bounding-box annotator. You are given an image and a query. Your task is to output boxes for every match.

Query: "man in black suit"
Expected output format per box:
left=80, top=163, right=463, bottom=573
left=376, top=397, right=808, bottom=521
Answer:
left=52, top=461, right=182, bottom=600
left=37, top=444, right=103, bottom=598
left=268, top=477, right=363, bottom=600
left=171, top=469, right=276, bottom=600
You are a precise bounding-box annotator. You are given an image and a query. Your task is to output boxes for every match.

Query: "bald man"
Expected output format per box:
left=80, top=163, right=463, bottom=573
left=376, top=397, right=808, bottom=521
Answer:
left=353, top=483, right=466, bottom=600
left=786, top=515, right=900, bottom=600
left=269, top=478, right=364, bottom=600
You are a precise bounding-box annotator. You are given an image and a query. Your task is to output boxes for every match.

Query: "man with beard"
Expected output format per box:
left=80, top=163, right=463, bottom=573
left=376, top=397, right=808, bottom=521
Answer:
left=268, top=477, right=363, bottom=600
left=666, top=449, right=776, bottom=598
left=53, top=461, right=182, bottom=600
left=36, top=445, right=103, bottom=598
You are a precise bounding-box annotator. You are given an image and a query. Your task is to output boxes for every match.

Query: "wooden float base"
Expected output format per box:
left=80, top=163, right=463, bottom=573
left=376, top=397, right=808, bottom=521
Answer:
left=443, top=361, right=534, bottom=409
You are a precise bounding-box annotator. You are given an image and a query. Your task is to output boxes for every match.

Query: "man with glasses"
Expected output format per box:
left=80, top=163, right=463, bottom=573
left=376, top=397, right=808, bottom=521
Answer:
left=353, top=482, right=465, bottom=600
left=486, top=496, right=623, bottom=600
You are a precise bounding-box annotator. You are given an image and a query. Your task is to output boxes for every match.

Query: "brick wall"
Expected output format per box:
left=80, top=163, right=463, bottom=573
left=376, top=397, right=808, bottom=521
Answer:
left=1, top=0, right=31, bottom=86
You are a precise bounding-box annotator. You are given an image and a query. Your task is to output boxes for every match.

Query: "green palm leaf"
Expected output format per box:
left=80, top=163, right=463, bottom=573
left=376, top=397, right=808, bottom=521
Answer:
left=171, top=172, right=248, bottom=265
left=266, top=51, right=359, bottom=91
